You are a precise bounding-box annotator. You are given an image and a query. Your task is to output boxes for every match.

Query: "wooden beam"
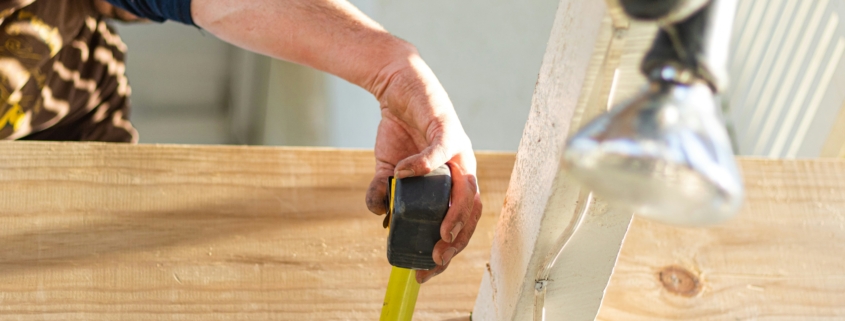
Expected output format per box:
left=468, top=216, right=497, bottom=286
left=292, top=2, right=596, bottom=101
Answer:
left=596, top=159, right=845, bottom=320
left=470, top=0, right=636, bottom=319
left=471, top=0, right=657, bottom=318
left=0, top=141, right=514, bottom=320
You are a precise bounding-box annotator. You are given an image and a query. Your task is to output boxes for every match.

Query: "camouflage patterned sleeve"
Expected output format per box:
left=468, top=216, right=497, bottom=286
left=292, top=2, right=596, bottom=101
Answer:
left=0, top=0, right=138, bottom=143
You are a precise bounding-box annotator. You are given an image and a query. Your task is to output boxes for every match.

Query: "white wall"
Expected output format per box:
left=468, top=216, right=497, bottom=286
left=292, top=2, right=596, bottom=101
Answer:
left=114, top=1, right=845, bottom=156
left=727, top=0, right=845, bottom=158
left=377, top=0, right=560, bottom=151
left=310, top=0, right=560, bottom=150
left=116, top=0, right=574, bottom=151
left=115, top=22, right=236, bottom=144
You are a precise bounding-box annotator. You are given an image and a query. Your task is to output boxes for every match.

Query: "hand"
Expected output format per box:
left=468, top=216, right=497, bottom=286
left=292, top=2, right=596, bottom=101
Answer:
left=364, top=51, right=482, bottom=284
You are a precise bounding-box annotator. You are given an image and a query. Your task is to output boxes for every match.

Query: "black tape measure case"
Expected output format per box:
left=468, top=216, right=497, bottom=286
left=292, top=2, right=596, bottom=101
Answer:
left=385, top=165, right=451, bottom=270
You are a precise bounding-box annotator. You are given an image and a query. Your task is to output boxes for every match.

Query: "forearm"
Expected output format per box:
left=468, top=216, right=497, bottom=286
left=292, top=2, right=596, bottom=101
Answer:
left=190, top=0, right=416, bottom=96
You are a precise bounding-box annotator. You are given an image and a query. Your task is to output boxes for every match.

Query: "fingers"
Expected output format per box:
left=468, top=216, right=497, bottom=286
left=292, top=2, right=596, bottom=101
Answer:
left=416, top=261, right=448, bottom=284
left=438, top=191, right=481, bottom=261
left=413, top=152, right=479, bottom=284
left=365, top=163, right=395, bottom=215
left=440, top=155, right=478, bottom=244
left=418, top=188, right=482, bottom=284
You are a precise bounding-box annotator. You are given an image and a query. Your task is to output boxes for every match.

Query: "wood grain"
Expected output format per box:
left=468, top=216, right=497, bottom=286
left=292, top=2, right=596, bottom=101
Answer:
left=471, top=0, right=660, bottom=318
left=568, top=18, right=656, bottom=136
left=470, top=1, right=612, bottom=320
left=596, top=159, right=845, bottom=320
left=0, top=141, right=514, bottom=321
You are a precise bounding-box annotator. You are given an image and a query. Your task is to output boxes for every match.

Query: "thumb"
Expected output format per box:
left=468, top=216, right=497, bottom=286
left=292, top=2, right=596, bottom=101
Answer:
left=394, top=137, right=453, bottom=179
left=366, top=165, right=394, bottom=215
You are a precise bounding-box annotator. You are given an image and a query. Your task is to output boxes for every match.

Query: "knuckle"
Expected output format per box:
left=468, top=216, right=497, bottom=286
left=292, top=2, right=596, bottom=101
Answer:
left=467, top=176, right=479, bottom=194
left=418, top=161, right=435, bottom=174
left=436, top=147, right=451, bottom=163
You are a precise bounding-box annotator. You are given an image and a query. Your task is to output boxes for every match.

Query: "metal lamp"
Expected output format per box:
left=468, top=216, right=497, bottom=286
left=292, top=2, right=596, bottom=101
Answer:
left=563, top=0, right=743, bottom=226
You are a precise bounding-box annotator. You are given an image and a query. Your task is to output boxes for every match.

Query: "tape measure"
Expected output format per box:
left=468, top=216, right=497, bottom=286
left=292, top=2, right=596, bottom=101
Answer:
left=380, top=164, right=451, bottom=320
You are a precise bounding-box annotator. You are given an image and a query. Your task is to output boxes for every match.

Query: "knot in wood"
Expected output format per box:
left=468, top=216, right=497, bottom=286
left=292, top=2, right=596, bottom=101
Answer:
left=658, top=266, right=700, bottom=297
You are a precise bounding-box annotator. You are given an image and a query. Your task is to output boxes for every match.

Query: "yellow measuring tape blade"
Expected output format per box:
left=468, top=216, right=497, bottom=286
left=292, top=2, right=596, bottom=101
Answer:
left=389, top=178, right=396, bottom=224
left=381, top=178, right=420, bottom=321
left=380, top=266, right=420, bottom=321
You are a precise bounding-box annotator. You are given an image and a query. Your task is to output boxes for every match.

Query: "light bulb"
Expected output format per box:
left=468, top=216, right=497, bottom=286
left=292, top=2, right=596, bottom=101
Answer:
left=562, top=81, right=743, bottom=226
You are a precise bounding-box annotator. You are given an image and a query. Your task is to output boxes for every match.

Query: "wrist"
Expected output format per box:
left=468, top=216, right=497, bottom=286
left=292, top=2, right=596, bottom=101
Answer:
left=362, top=37, right=421, bottom=98
left=369, top=46, right=461, bottom=143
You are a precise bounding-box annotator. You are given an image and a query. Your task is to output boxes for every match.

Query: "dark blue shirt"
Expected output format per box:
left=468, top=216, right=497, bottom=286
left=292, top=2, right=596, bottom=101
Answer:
left=104, top=0, right=194, bottom=26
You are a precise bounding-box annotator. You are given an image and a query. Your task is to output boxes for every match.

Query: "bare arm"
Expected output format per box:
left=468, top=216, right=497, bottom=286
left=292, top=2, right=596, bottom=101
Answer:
left=191, top=0, right=481, bottom=283
left=192, top=0, right=407, bottom=97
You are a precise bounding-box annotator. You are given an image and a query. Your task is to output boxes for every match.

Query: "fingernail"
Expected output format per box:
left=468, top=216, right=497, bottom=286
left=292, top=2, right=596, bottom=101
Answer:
left=440, top=248, right=457, bottom=266
left=396, top=169, right=415, bottom=178
left=448, top=222, right=464, bottom=243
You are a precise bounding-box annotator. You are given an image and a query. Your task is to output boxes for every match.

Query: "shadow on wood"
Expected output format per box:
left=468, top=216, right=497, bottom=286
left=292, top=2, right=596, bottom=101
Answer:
left=0, top=141, right=514, bottom=320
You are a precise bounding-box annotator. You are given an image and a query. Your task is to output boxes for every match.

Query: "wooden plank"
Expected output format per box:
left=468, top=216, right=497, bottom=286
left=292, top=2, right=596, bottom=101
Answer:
left=604, top=0, right=631, bottom=29
left=569, top=15, right=654, bottom=134
left=596, top=159, right=845, bottom=320
left=0, top=141, right=514, bottom=321
left=469, top=0, right=609, bottom=319
left=472, top=0, right=658, bottom=318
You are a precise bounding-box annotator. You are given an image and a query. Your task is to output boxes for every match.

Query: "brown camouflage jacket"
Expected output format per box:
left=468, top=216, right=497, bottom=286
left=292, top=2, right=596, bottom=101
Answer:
left=0, top=0, right=136, bottom=142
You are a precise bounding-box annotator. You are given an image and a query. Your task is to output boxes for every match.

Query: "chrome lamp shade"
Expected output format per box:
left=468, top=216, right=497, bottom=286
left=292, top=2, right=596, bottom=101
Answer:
left=563, top=81, right=743, bottom=226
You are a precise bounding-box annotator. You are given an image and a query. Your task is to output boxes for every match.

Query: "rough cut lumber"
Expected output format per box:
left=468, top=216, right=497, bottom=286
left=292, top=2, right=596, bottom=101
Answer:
left=0, top=141, right=514, bottom=321
left=470, top=0, right=613, bottom=319
left=2, top=145, right=843, bottom=320
left=471, top=0, right=658, bottom=319
left=596, top=159, right=845, bottom=320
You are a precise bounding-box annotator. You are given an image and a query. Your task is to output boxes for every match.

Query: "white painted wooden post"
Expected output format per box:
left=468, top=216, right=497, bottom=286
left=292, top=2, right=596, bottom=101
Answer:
left=472, top=0, right=635, bottom=319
